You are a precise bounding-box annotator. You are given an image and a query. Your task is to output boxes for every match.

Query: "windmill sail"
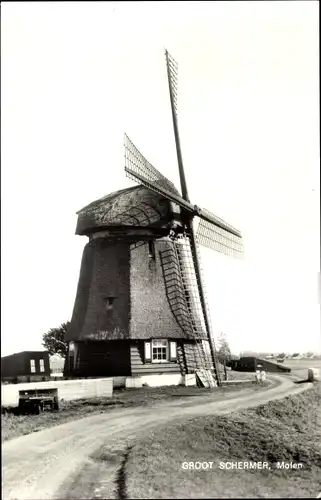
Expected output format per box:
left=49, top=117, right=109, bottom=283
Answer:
left=124, top=152, right=193, bottom=217
left=124, top=143, right=243, bottom=242
left=165, top=50, right=178, bottom=116
left=159, top=243, right=195, bottom=338
left=124, top=134, right=180, bottom=197
left=176, top=237, right=221, bottom=380
left=196, top=209, right=244, bottom=259
left=159, top=237, right=217, bottom=376
left=165, top=49, right=190, bottom=202
left=124, top=49, right=244, bottom=387
left=175, top=239, right=206, bottom=336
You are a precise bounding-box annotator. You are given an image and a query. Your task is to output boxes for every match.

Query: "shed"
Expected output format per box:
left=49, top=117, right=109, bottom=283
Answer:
left=228, top=356, right=291, bottom=373
left=1, top=351, right=51, bottom=383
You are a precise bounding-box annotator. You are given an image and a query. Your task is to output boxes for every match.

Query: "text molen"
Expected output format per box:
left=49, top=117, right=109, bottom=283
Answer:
left=276, top=462, right=303, bottom=469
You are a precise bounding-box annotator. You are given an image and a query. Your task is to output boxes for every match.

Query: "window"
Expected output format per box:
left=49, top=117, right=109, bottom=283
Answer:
left=30, top=359, right=36, bottom=373
left=104, top=297, right=115, bottom=311
left=40, top=359, right=45, bottom=372
left=152, top=339, right=168, bottom=362
left=144, top=340, right=177, bottom=363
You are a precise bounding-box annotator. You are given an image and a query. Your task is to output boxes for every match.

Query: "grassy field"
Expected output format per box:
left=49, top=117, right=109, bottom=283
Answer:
left=1, top=381, right=269, bottom=443
left=124, top=384, right=321, bottom=499
left=224, top=370, right=256, bottom=382
left=281, top=358, right=321, bottom=380
left=226, top=358, right=321, bottom=382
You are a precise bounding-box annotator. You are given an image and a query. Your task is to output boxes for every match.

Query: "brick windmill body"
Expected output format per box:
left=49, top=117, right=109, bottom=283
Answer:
left=64, top=51, right=244, bottom=386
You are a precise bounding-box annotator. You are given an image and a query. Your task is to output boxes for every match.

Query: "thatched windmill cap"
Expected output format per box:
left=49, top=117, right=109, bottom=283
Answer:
left=75, top=185, right=181, bottom=236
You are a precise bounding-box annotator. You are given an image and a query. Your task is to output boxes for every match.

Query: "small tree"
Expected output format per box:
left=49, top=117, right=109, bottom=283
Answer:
left=42, top=321, right=70, bottom=357
left=217, top=332, right=232, bottom=362
left=216, top=332, right=232, bottom=380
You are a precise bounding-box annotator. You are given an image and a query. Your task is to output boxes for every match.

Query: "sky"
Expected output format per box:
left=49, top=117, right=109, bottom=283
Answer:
left=1, top=1, right=320, bottom=356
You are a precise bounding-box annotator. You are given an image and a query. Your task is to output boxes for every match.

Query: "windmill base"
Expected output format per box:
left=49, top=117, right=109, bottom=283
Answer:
left=64, top=339, right=216, bottom=389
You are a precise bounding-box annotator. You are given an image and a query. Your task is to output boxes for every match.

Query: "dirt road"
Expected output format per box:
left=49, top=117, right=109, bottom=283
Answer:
left=2, top=375, right=312, bottom=500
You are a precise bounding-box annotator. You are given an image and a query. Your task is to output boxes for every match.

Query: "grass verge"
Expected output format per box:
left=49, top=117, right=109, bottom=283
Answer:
left=124, top=384, right=321, bottom=499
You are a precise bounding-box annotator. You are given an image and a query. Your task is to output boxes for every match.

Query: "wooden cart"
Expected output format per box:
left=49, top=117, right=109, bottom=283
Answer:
left=18, top=388, right=59, bottom=414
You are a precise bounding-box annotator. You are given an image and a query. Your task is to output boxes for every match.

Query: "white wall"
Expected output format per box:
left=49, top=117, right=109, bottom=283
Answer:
left=139, top=374, right=194, bottom=387
left=1, top=378, right=113, bottom=407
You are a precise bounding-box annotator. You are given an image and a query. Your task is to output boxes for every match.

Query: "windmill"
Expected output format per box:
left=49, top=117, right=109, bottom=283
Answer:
left=123, top=50, right=243, bottom=385
left=64, top=49, right=243, bottom=387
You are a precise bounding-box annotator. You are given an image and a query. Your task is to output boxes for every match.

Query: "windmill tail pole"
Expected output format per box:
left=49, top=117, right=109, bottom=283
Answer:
left=187, top=221, right=222, bottom=387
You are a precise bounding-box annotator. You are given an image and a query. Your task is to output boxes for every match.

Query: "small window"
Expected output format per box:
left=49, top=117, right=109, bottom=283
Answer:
left=152, top=339, right=168, bottom=363
left=30, top=359, right=36, bottom=373
left=144, top=340, right=177, bottom=363
left=40, top=359, right=45, bottom=373
left=104, top=297, right=115, bottom=311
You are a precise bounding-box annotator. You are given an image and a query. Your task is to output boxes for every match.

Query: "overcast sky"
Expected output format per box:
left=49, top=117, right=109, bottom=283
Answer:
left=2, top=1, right=320, bottom=356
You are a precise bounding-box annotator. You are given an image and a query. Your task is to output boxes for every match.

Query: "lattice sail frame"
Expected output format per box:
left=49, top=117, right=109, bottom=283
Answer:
left=174, top=236, right=222, bottom=376
left=196, top=209, right=244, bottom=259
left=165, top=50, right=178, bottom=115
left=125, top=135, right=244, bottom=258
left=158, top=234, right=219, bottom=378
left=175, top=238, right=206, bottom=334
left=124, top=134, right=180, bottom=197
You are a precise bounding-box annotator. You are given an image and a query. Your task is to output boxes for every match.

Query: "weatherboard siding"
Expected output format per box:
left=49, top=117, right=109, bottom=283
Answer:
left=130, top=342, right=181, bottom=375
